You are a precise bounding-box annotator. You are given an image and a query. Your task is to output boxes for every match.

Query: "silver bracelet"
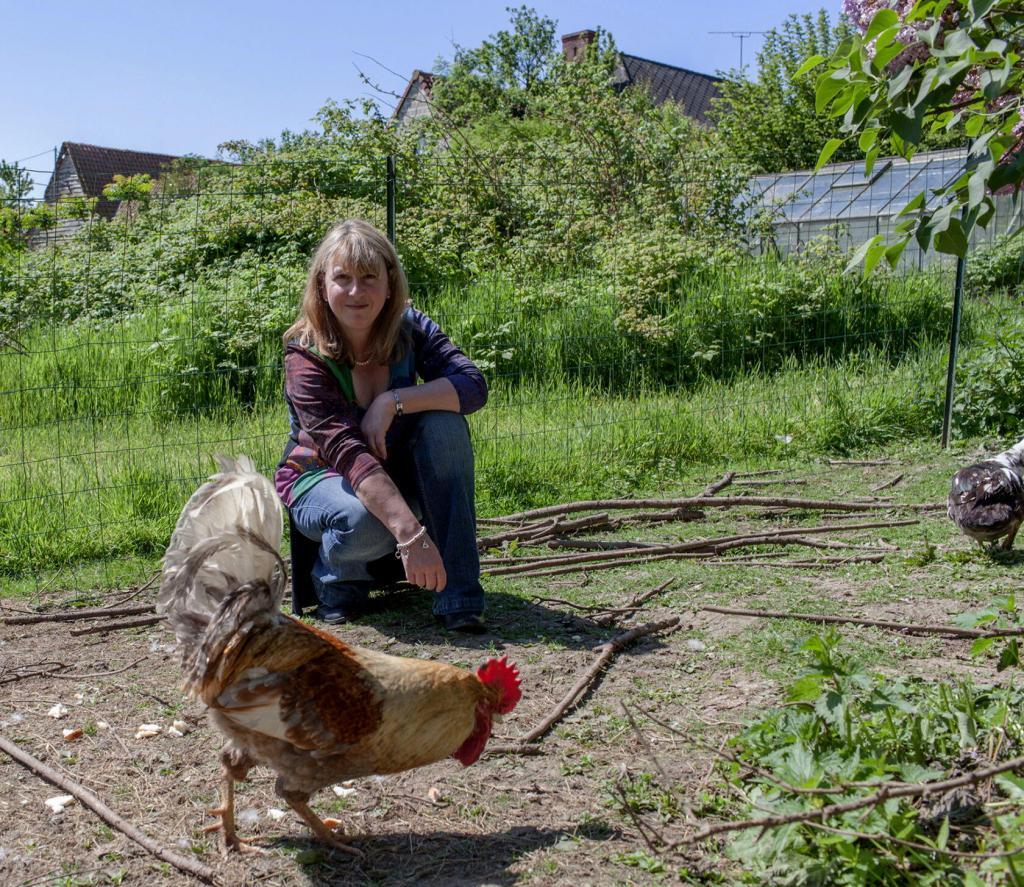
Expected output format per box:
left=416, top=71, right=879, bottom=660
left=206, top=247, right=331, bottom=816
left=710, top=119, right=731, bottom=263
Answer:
left=392, top=388, right=404, bottom=417
left=395, top=525, right=429, bottom=559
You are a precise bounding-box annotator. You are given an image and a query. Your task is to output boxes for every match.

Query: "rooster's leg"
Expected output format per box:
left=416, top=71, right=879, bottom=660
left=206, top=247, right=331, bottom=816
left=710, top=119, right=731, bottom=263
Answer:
left=205, top=760, right=264, bottom=854
left=281, top=793, right=364, bottom=859
left=1002, top=522, right=1021, bottom=551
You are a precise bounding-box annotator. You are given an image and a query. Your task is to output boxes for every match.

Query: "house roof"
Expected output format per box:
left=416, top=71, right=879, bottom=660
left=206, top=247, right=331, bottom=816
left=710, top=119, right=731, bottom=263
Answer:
left=393, top=49, right=722, bottom=127
left=49, top=141, right=180, bottom=206
left=614, top=53, right=722, bottom=123
left=392, top=70, right=434, bottom=122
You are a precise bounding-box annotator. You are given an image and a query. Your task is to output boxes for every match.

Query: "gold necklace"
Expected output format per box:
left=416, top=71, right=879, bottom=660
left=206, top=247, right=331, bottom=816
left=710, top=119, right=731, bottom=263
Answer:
left=353, top=356, right=372, bottom=368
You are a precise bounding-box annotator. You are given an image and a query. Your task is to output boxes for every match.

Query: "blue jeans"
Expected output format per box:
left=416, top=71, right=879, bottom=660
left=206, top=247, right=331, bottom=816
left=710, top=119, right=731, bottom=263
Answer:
left=289, top=411, right=484, bottom=617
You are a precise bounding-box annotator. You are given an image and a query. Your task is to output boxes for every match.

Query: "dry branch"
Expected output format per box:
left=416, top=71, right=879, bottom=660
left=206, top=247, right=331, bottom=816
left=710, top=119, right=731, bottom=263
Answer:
left=495, top=496, right=934, bottom=524
left=706, top=555, right=885, bottom=569
left=700, top=472, right=735, bottom=497
left=699, top=605, right=1024, bottom=639
left=489, top=616, right=682, bottom=754
left=69, top=616, right=163, bottom=637
left=3, top=604, right=155, bottom=626
left=0, top=733, right=217, bottom=883
left=483, top=519, right=917, bottom=576
left=827, top=459, right=900, bottom=466
left=667, top=754, right=1024, bottom=848
left=871, top=473, right=905, bottom=492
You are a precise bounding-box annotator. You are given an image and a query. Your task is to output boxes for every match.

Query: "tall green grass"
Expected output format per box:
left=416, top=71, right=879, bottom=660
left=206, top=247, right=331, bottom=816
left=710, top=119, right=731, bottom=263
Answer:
left=0, top=253, right=979, bottom=591
left=1, top=343, right=947, bottom=586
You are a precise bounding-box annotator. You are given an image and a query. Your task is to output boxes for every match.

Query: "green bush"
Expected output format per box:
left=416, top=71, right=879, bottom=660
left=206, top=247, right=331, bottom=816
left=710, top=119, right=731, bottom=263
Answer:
left=965, top=235, right=1024, bottom=298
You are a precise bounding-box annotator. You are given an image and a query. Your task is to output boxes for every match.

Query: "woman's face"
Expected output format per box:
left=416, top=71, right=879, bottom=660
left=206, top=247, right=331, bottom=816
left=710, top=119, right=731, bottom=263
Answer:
left=323, top=257, right=389, bottom=339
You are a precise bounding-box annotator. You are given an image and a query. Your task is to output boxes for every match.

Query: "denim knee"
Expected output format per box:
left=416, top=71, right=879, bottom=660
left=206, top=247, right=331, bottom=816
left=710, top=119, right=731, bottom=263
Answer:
left=320, top=501, right=395, bottom=569
left=409, top=412, right=472, bottom=479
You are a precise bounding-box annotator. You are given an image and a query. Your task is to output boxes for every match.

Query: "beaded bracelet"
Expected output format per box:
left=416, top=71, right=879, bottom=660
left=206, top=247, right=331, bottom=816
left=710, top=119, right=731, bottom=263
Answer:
left=395, top=525, right=429, bottom=559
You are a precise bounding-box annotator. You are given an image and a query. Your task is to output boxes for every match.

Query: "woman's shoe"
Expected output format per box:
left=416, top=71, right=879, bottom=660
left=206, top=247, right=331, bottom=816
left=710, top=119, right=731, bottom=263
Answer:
left=441, top=612, right=487, bottom=634
left=315, top=604, right=355, bottom=625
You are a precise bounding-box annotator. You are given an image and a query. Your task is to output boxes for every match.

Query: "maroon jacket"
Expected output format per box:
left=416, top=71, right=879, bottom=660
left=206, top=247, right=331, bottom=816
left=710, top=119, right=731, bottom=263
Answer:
left=275, top=308, right=487, bottom=506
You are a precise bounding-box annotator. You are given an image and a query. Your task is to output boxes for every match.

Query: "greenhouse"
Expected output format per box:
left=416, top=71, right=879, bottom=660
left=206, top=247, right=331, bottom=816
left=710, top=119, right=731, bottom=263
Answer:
left=749, top=147, right=1020, bottom=268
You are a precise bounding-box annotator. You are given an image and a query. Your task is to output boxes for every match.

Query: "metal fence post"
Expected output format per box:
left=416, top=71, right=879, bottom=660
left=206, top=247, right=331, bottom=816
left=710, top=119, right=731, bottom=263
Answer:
left=386, top=155, right=396, bottom=246
left=940, top=254, right=966, bottom=448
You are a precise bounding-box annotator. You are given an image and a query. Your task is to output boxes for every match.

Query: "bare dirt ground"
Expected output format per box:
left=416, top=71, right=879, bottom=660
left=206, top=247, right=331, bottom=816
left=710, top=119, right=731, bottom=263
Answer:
left=1, top=450, right=1018, bottom=886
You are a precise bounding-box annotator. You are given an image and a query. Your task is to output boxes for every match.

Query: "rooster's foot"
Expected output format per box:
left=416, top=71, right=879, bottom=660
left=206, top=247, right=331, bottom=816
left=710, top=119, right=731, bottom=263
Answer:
left=204, top=806, right=267, bottom=855
left=287, top=801, right=364, bottom=859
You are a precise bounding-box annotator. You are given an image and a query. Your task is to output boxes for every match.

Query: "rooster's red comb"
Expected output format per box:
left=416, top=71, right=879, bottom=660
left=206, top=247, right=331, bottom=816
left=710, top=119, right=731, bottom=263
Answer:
left=477, top=656, right=522, bottom=714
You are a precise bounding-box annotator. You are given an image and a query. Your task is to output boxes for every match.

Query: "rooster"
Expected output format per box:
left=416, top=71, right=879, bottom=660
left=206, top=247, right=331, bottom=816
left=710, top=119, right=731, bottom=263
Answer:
left=157, top=457, right=522, bottom=855
left=948, top=436, right=1024, bottom=551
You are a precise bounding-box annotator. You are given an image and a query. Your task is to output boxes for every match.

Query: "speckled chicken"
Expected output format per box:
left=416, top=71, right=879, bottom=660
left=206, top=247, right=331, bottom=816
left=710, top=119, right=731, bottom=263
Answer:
left=948, top=436, right=1024, bottom=551
left=156, top=457, right=521, bottom=854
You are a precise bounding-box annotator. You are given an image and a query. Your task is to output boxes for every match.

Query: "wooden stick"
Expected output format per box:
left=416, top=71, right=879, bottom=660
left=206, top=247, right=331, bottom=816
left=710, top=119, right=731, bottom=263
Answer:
left=700, top=472, right=735, bottom=497
left=544, top=537, right=666, bottom=552
left=490, top=616, right=682, bottom=753
left=871, top=473, right=905, bottom=492
left=734, top=468, right=785, bottom=478
left=495, top=496, right=931, bottom=523
left=0, top=733, right=217, bottom=883
left=699, top=605, right=1024, bottom=639
left=610, top=508, right=706, bottom=526
left=483, top=519, right=917, bottom=576
left=69, top=616, right=164, bottom=637
left=477, top=513, right=610, bottom=549
left=667, top=753, right=1024, bottom=848
left=3, top=604, right=155, bottom=626
left=705, top=555, right=884, bottom=568
left=734, top=479, right=808, bottom=487
left=827, top=459, right=900, bottom=466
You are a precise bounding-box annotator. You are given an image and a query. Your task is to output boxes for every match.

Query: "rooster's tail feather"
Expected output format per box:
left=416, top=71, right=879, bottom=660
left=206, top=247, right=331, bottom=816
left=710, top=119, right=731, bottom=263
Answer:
left=157, top=456, right=284, bottom=662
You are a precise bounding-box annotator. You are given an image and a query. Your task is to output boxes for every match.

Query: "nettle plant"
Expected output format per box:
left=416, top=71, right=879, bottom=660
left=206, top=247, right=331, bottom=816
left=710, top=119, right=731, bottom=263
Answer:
left=725, top=630, right=1024, bottom=885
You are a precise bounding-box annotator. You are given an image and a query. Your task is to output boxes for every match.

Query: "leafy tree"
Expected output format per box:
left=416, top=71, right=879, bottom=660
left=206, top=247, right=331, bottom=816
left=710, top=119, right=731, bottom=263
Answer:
left=0, top=161, right=33, bottom=208
left=807, top=0, right=1024, bottom=268
left=431, top=6, right=561, bottom=122
left=710, top=11, right=859, bottom=173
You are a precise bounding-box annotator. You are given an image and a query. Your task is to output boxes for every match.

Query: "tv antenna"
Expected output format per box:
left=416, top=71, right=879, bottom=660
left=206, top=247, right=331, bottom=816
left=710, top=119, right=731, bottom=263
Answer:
left=709, top=30, right=767, bottom=71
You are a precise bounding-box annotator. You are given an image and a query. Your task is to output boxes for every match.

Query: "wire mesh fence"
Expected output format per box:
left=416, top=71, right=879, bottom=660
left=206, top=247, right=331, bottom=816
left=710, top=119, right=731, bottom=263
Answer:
left=0, top=145, right=1021, bottom=599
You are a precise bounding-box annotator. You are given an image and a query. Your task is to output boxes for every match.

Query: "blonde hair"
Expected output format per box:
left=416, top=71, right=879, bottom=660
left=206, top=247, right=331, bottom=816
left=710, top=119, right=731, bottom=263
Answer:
left=283, top=219, right=411, bottom=364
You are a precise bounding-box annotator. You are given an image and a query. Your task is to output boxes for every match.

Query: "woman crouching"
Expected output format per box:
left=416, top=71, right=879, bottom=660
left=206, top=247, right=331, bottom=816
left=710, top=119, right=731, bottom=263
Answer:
left=276, top=219, right=487, bottom=633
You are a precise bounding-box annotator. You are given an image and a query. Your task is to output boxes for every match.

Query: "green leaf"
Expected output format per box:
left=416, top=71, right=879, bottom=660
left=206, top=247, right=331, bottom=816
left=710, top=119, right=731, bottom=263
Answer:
left=873, top=36, right=905, bottom=72
left=887, top=66, right=914, bottom=101
left=863, top=144, right=881, bottom=177
left=866, top=8, right=900, bottom=41
left=846, top=234, right=885, bottom=275
left=997, top=639, right=1020, bottom=672
left=787, top=674, right=824, bottom=703
left=937, top=816, right=950, bottom=850
left=816, top=138, right=845, bottom=171
left=968, top=169, right=987, bottom=210
left=816, top=72, right=849, bottom=114
left=970, top=636, right=997, bottom=657
left=965, top=113, right=985, bottom=137
left=970, top=0, right=998, bottom=19
left=794, top=54, right=826, bottom=78
left=858, top=129, right=879, bottom=152
left=935, top=217, right=969, bottom=257
left=884, top=240, right=908, bottom=268
left=890, top=107, right=923, bottom=144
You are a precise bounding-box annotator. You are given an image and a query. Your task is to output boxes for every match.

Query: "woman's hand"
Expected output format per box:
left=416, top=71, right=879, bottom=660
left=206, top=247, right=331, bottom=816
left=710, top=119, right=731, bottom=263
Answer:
left=399, top=530, right=447, bottom=592
left=360, top=391, right=397, bottom=460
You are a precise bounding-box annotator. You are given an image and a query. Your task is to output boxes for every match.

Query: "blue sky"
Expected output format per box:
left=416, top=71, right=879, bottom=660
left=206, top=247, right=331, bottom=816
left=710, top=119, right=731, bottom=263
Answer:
left=4, top=0, right=837, bottom=196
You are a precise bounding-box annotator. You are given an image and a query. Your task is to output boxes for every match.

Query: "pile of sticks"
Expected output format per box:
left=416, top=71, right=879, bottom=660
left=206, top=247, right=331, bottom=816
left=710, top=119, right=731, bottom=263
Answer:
left=478, top=471, right=929, bottom=578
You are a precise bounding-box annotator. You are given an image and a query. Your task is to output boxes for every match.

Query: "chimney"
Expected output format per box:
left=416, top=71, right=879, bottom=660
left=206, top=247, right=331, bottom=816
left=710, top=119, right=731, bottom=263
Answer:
left=561, top=30, right=596, bottom=62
